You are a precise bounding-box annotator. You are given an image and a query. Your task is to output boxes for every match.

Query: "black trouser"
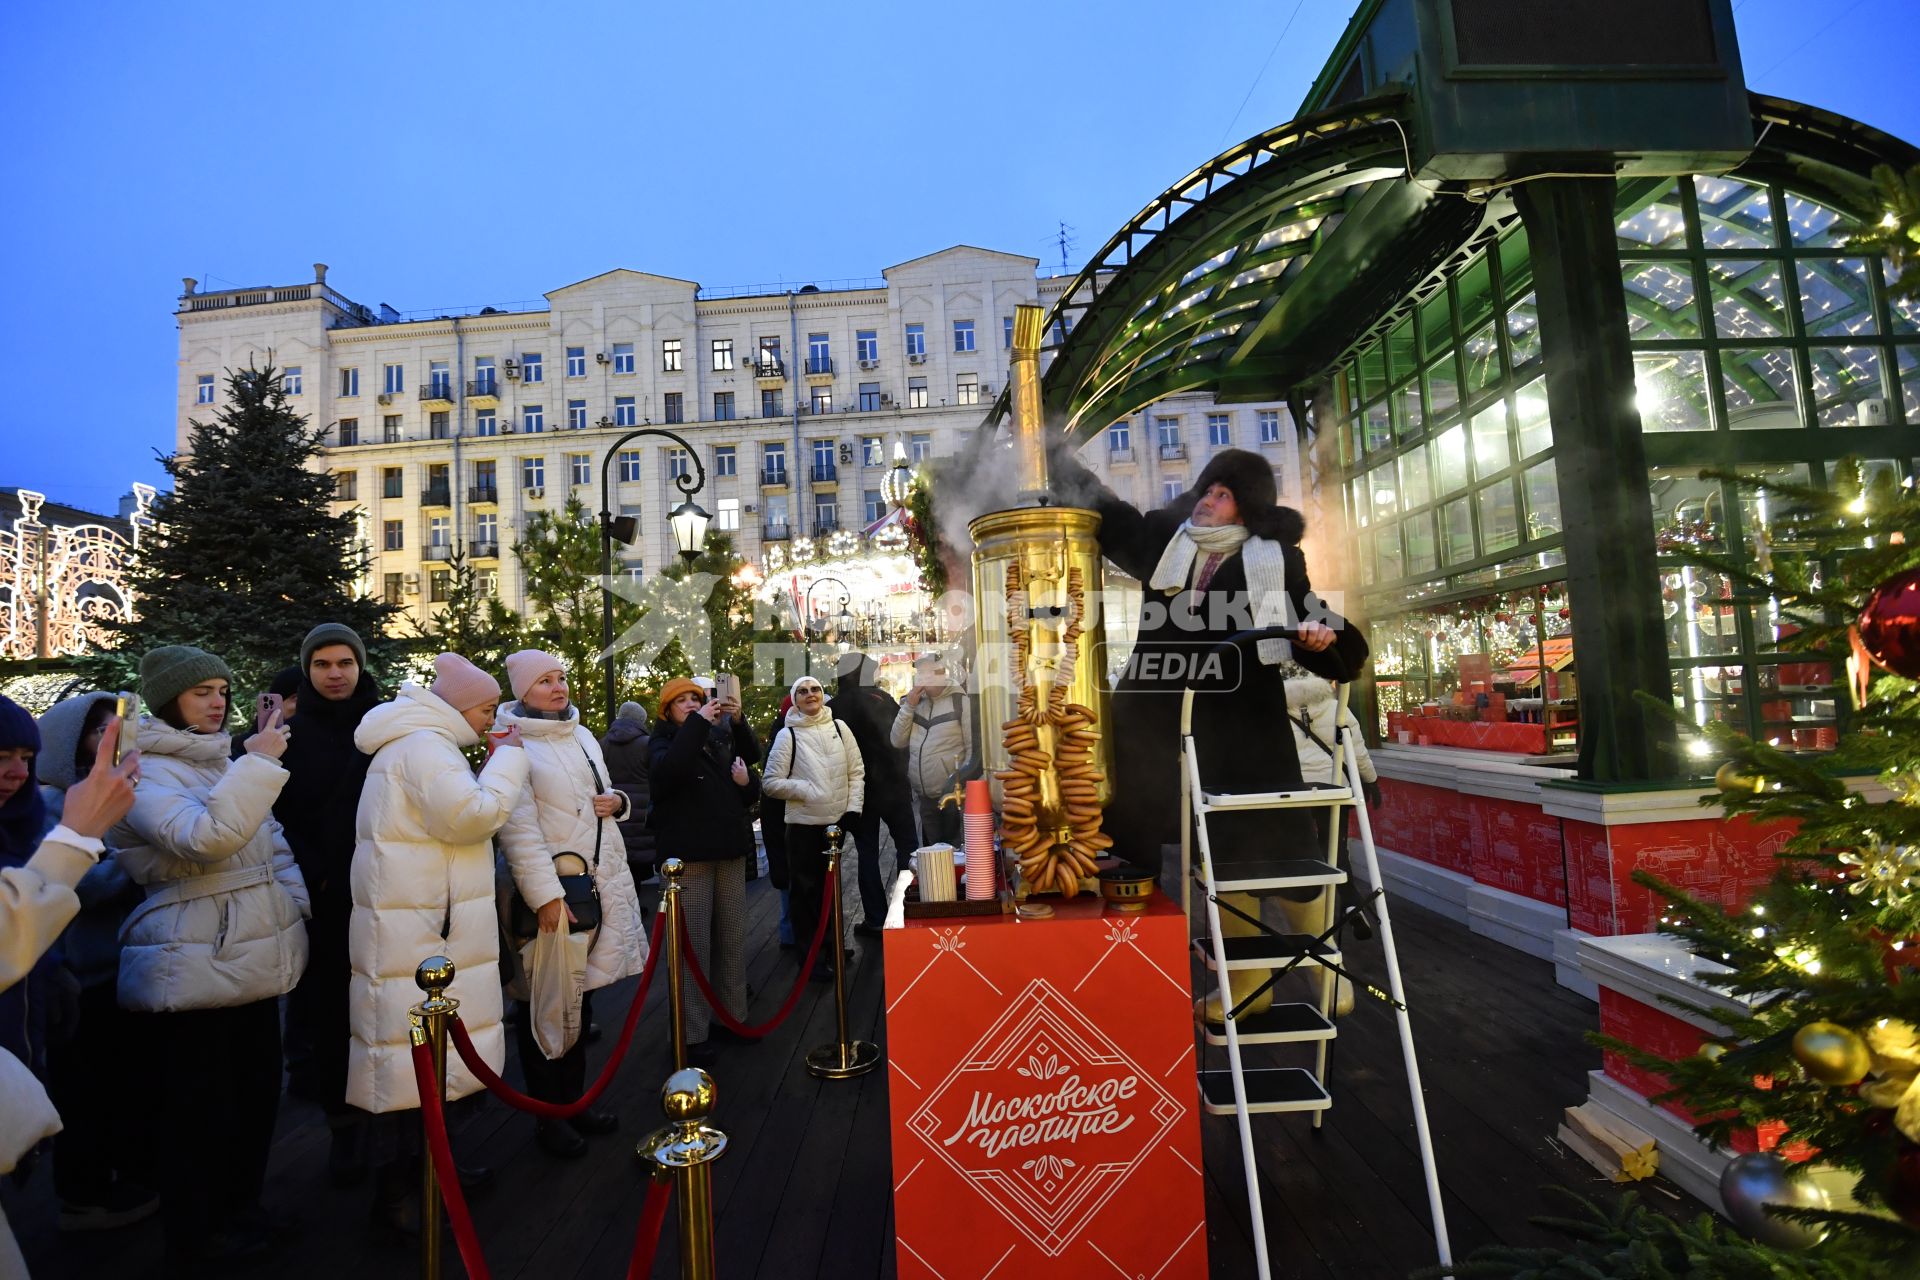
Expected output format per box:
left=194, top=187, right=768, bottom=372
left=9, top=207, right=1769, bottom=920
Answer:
left=914, top=793, right=961, bottom=848
left=285, top=882, right=352, bottom=1113
left=50, top=982, right=144, bottom=1202
left=515, top=988, right=592, bottom=1106
left=785, top=823, right=835, bottom=962
left=847, top=794, right=918, bottom=922
left=139, top=999, right=283, bottom=1254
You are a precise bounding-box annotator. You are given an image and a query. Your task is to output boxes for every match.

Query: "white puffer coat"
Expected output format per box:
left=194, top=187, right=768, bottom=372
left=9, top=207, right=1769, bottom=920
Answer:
left=495, top=702, right=646, bottom=991
left=110, top=718, right=310, bottom=1012
left=889, top=688, right=970, bottom=799
left=347, top=684, right=531, bottom=1113
left=763, top=707, right=865, bottom=826
left=1283, top=677, right=1379, bottom=790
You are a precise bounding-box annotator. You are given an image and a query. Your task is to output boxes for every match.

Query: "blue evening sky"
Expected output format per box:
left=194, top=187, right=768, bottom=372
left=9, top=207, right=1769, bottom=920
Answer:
left=3, top=0, right=1915, bottom=512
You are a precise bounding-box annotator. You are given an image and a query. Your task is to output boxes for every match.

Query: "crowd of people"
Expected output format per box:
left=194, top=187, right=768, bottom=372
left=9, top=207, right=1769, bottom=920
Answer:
left=0, top=628, right=964, bottom=1276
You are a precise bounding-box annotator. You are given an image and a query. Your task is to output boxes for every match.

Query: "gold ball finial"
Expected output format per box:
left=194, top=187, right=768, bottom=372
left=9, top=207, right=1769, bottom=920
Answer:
left=661, top=1067, right=716, bottom=1123
left=662, top=857, right=685, bottom=881
left=415, top=955, right=456, bottom=994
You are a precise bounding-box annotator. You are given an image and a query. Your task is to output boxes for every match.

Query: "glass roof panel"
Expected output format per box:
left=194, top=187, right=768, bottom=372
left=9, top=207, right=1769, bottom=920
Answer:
left=1615, top=178, right=1687, bottom=250
left=1694, top=175, right=1778, bottom=250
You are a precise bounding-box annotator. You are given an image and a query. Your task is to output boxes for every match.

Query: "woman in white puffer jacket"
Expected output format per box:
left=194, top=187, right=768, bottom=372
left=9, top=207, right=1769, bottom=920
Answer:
left=108, top=645, right=310, bottom=1268
left=495, top=650, right=644, bottom=1158
left=762, top=673, right=864, bottom=981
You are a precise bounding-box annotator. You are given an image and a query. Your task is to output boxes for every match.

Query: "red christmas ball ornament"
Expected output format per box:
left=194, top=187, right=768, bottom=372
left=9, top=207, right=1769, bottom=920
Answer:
left=1858, top=567, right=1920, bottom=678
left=1558, top=608, right=1571, bottom=619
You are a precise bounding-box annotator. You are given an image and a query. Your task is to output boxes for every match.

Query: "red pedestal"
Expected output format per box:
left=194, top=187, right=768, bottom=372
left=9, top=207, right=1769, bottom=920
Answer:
left=883, top=894, right=1208, bottom=1279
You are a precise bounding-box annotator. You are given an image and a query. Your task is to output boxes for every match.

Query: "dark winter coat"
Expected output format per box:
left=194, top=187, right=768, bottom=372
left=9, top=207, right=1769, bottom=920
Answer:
left=274, top=671, right=383, bottom=909
left=830, top=667, right=910, bottom=808
left=600, top=714, right=656, bottom=870
left=647, top=714, right=762, bottom=864
left=759, top=708, right=788, bottom=886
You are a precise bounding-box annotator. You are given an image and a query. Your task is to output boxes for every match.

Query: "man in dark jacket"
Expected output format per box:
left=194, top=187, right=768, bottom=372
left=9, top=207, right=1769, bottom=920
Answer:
left=600, top=701, right=656, bottom=903
left=276, top=622, right=383, bottom=1186
left=830, top=653, right=919, bottom=934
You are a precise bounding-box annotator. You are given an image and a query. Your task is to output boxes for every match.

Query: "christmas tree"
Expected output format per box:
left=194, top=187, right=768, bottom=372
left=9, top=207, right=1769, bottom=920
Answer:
left=85, top=360, right=397, bottom=696
left=512, top=493, right=640, bottom=732
left=650, top=533, right=786, bottom=726
left=412, top=545, right=523, bottom=680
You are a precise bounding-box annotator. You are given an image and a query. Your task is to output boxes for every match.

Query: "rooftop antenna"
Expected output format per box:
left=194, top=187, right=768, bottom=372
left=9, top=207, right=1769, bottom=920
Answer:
left=1055, top=221, right=1078, bottom=275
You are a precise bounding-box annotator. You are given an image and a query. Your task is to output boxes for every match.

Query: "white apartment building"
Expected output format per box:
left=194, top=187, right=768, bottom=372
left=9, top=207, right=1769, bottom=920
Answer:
left=173, top=247, right=1306, bottom=627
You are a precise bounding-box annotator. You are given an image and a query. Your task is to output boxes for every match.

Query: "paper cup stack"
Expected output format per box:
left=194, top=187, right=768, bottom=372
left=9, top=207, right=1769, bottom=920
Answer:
left=914, top=845, right=957, bottom=903
left=964, top=779, right=996, bottom=901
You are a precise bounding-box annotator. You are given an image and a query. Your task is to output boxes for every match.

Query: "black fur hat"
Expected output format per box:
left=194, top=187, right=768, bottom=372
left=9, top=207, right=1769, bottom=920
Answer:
left=1181, top=448, right=1304, bottom=545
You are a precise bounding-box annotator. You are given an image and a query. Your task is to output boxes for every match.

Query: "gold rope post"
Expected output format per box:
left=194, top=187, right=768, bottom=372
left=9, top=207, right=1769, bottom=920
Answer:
left=662, top=858, right=689, bottom=1073
left=643, top=1067, right=727, bottom=1280
left=805, top=827, right=880, bottom=1079
left=410, top=955, right=459, bottom=1280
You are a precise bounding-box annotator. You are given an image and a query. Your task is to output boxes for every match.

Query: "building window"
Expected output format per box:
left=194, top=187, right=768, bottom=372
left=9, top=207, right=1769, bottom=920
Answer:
left=808, top=333, right=831, bottom=374
left=764, top=443, right=787, bottom=483
left=1157, top=416, right=1181, bottom=447
left=910, top=432, right=932, bottom=462
left=1162, top=480, right=1184, bottom=504
left=758, top=337, right=783, bottom=372
left=332, top=471, right=357, bottom=501
left=667, top=448, right=690, bottom=480
left=905, top=323, right=925, bottom=358
left=472, top=409, right=494, bottom=437
left=1257, top=409, right=1282, bottom=444
left=477, top=569, right=498, bottom=597
left=663, top=392, right=684, bottom=424
left=476, top=511, right=498, bottom=545
left=862, top=436, right=884, bottom=466
left=907, top=377, right=928, bottom=409
left=284, top=367, right=302, bottom=395
left=522, top=405, right=544, bottom=434
left=383, top=572, right=403, bottom=604
left=712, top=339, right=734, bottom=371
left=568, top=399, right=587, bottom=430
left=339, top=418, right=360, bottom=447
left=856, top=330, right=878, bottom=364
left=956, top=374, right=979, bottom=406
left=424, top=413, right=447, bottom=441
left=810, top=386, right=833, bottom=415
left=812, top=439, right=835, bottom=475
left=859, top=384, right=882, bottom=412
left=472, top=359, right=496, bottom=396
left=1109, top=421, right=1131, bottom=452
left=566, top=346, right=586, bottom=378
left=814, top=497, right=838, bottom=531
left=429, top=515, right=451, bottom=548
left=381, top=467, right=403, bottom=498
left=473, top=459, right=497, bottom=495
left=569, top=453, right=591, bottom=486
left=383, top=363, right=405, bottom=395
left=714, top=391, right=736, bottom=421
left=618, top=450, right=642, bottom=482
left=521, top=457, right=545, bottom=490
left=429, top=362, right=451, bottom=398
left=429, top=570, right=450, bottom=603
left=383, top=519, right=404, bottom=550
left=716, top=497, right=740, bottom=531
left=623, top=564, right=644, bottom=583
left=520, top=352, right=542, bottom=383
left=662, top=338, right=682, bottom=372
left=612, top=342, right=634, bottom=375
left=714, top=446, right=736, bottom=477
left=954, top=320, right=975, bottom=353
left=865, top=489, right=885, bottom=523
left=1207, top=413, right=1232, bottom=447
left=339, top=368, right=359, bottom=397
left=761, top=388, right=784, bottom=418
left=1003, top=316, right=1014, bottom=349
left=765, top=494, right=789, bottom=531
left=614, top=396, right=636, bottom=427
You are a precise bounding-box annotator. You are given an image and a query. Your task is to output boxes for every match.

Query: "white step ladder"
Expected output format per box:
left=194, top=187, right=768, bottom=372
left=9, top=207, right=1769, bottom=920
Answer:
left=1180, top=669, right=1451, bottom=1278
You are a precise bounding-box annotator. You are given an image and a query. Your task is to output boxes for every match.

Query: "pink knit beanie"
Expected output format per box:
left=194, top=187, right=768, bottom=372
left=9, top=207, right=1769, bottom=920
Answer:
left=431, top=653, right=502, bottom=712
left=505, top=648, right=566, bottom=701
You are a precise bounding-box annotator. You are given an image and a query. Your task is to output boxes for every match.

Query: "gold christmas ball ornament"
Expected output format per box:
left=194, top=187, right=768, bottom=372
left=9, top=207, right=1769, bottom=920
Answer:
left=1715, top=761, right=1767, bottom=795
left=1792, top=1021, right=1872, bottom=1086
left=1698, top=1040, right=1731, bottom=1063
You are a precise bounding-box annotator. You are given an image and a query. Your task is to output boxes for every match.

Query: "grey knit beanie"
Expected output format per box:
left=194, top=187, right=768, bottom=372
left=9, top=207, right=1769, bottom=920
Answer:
left=140, top=645, right=233, bottom=714
left=301, top=622, right=367, bottom=671
left=617, top=701, right=650, bottom=727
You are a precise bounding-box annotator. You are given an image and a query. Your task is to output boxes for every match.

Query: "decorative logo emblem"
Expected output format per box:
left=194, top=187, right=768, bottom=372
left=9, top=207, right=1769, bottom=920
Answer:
left=907, top=979, right=1184, bottom=1256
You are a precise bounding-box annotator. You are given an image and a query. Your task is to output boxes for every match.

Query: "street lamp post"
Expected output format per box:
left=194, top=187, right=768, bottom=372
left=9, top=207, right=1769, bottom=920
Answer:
left=599, top=428, right=711, bottom=726
left=803, top=576, right=852, bottom=666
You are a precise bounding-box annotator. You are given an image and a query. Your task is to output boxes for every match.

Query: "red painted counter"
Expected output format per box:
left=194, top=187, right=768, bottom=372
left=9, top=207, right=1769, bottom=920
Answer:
left=883, top=893, right=1208, bottom=1280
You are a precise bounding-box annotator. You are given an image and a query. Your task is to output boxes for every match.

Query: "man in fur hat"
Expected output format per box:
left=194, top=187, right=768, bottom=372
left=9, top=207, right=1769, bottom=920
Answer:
left=1051, top=445, right=1368, bottom=1021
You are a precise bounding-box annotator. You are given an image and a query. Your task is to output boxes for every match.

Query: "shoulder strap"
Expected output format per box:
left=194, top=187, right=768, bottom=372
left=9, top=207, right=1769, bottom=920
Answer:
left=580, top=742, right=604, bottom=872
left=1292, top=709, right=1334, bottom=759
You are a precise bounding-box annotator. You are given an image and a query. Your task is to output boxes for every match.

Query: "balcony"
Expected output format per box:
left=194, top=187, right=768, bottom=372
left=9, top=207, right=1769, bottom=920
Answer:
left=468, top=484, right=499, bottom=504
left=1109, top=446, right=1137, bottom=464
left=761, top=467, right=789, bottom=488
left=1159, top=442, right=1187, bottom=462
left=470, top=541, right=500, bottom=560
left=421, top=485, right=452, bottom=507
left=813, top=519, right=840, bottom=538
left=810, top=463, right=838, bottom=484
left=423, top=545, right=454, bottom=562
left=762, top=522, right=791, bottom=541
left=754, top=360, right=786, bottom=382
left=419, top=382, right=455, bottom=409
left=466, top=378, right=500, bottom=407
left=804, top=357, right=834, bottom=380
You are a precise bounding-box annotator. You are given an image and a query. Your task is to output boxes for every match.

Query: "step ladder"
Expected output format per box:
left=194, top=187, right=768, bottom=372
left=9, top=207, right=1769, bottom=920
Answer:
left=1180, top=664, right=1451, bottom=1278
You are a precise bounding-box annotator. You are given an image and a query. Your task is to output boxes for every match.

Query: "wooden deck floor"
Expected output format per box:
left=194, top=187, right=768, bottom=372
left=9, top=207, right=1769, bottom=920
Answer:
left=12, top=875, right=1702, bottom=1279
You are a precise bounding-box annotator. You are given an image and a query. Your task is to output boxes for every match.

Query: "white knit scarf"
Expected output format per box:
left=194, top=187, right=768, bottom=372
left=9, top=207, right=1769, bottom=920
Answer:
left=1148, top=521, right=1294, bottom=664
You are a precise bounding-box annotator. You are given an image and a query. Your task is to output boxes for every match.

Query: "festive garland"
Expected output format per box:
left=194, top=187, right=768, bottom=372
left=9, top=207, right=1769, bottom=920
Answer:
left=905, top=468, right=946, bottom=597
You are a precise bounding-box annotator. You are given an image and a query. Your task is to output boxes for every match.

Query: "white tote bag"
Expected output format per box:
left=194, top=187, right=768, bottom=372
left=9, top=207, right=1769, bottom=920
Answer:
left=520, top=928, right=591, bottom=1060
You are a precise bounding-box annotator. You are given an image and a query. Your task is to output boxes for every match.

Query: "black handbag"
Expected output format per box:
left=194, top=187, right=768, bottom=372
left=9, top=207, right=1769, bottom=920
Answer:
left=510, top=745, right=607, bottom=938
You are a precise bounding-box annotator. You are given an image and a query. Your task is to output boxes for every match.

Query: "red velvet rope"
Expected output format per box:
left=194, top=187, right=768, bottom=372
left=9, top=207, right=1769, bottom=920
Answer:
left=680, top=865, right=837, bottom=1039
left=411, top=1038, right=492, bottom=1280
left=627, top=1174, right=674, bottom=1280
left=450, top=909, right=666, bottom=1119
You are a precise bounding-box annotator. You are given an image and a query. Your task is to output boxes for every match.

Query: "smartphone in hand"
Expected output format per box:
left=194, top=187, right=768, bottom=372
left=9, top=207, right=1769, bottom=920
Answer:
left=717, top=673, right=741, bottom=707
left=112, top=692, right=142, bottom=766
left=256, top=692, right=284, bottom=734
